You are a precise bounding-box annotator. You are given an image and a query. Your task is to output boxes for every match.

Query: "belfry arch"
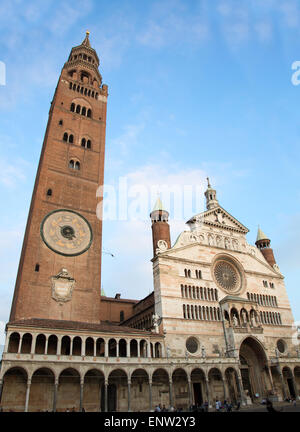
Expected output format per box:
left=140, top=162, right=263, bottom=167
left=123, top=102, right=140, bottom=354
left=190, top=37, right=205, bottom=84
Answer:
left=239, top=337, right=271, bottom=402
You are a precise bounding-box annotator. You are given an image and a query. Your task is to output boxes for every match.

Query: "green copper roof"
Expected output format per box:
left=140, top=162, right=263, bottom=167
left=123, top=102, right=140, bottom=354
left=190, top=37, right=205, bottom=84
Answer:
left=152, top=197, right=165, bottom=212
left=256, top=226, right=269, bottom=242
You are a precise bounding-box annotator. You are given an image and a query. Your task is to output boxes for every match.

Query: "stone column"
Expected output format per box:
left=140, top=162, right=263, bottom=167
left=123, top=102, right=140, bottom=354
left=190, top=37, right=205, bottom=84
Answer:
left=222, top=377, right=229, bottom=401
left=70, top=338, right=73, bottom=356
left=149, top=380, right=152, bottom=411
left=205, top=378, right=212, bottom=408
left=126, top=340, right=130, bottom=358
left=56, top=337, right=61, bottom=356
left=147, top=341, right=151, bottom=358
left=292, top=373, right=299, bottom=400
left=104, top=381, right=108, bottom=412
left=44, top=337, right=49, bottom=355
left=236, top=369, right=247, bottom=405
left=53, top=381, right=58, bottom=412
left=137, top=342, right=140, bottom=358
left=105, top=340, right=108, bottom=358
left=4, top=334, right=9, bottom=353
left=80, top=380, right=84, bottom=412
left=169, top=379, right=173, bottom=407
left=188, top=378, right=193, bottom=407
left=128, top=380, right=131, bottom=412
left=116, top=340, right=119, bottom=358
left=31, top=335, right=37, bottom=355
left=24, top=379, right=31, bottom=412
left=18, top=335, right=23, bottom=354
left=266, top=365, right=275, bottom=394
left=277, top=366, right=287, bottom=400
left=82, top=338, right=86, bottom=357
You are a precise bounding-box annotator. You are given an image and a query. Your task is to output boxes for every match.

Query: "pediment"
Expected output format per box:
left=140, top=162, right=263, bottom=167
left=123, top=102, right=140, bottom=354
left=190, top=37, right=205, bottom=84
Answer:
left=187, top=206, right=249, bottom=234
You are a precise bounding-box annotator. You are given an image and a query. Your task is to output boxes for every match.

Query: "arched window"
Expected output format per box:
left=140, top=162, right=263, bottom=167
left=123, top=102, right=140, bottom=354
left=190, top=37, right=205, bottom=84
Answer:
left=35, top=264, right=40, bottom=272
left=63, top=132, right=68, bottom=141
left=76, top=105, right=81, bottom=114
left=87, top=109, right=92, bottom=118
left=69, top=160, right=75, bottom=169
left=81, top=106, right=86, bottom=116
left=183, top=305, right=186, bottom=319
left=81, top=138, right=86, bottom=147
left=69, top=134, right=74, bottom=144
left=47, top=189, right=52, bottom=196
left=70, top=103, right=75, bottom=112
left=75, top=161, right=80, bottom=171
left=87, top=140, right=91, bottom=149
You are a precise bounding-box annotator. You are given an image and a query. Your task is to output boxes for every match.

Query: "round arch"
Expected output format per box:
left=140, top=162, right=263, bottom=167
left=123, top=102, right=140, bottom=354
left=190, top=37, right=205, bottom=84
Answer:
left=83, top=369, right=105, bottom=412
left=57, top=368, right=81, bottom=412
left=1, top=367, right=28, bottom=411
left=28, top=368, right=55, bottom=412
left=239, top=336, right=269, bottom=402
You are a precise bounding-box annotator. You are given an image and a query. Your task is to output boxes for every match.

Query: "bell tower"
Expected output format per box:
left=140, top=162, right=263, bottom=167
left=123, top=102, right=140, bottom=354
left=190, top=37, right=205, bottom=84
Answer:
left=150, top=197, right=171, bottom=257
left=9, top=33, right=108, bottom=324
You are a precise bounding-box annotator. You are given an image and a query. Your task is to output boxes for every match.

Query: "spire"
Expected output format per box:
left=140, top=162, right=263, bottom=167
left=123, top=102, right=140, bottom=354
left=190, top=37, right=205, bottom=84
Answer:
left=152, top=196, right=165, bottom=212
left=256, top=225, right=269, bottom=242
left=204, top=177, right=219, bottom=210
left=81, top=30, right=91, bottom=48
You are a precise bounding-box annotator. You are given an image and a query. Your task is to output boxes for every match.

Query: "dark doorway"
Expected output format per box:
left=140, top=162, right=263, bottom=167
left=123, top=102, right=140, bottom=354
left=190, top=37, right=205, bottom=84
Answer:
left=287, top=379, right=296, bottom=399
left=101, top=384, right=117, bottom=412
left=193, top=383, right=203, bottom=406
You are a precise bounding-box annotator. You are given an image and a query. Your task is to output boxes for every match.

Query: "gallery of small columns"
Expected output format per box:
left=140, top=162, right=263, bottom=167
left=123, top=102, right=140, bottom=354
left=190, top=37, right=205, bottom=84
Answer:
left=4, top=331, right=165, bottom=359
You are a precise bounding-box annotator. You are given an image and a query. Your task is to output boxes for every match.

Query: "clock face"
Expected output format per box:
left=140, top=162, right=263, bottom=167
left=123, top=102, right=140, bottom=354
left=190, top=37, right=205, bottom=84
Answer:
left=41, top=209, right=93, bottom=256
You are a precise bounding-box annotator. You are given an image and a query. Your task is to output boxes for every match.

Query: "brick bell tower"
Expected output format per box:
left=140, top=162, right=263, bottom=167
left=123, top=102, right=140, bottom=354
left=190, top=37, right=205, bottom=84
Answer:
left=150, top=197, right=171, bottom=257
left=9, top=32, right=108, bottom=324
left=255, top=226, right=277, bottom=267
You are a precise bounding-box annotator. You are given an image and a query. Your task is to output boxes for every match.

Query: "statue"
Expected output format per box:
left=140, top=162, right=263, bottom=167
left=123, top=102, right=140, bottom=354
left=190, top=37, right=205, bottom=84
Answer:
left=233, top=314, right=238, bottom=327
left=201, top=346, right=206, bottom=359
left=296, top=348, right=300, bottom=359
left=242, top=310, right=247, bottom=324
left=152, top=313, right=160, bottom=334
left=275, top=348, right=280, bottom=358
left=185, top=350, right=189, bottom=361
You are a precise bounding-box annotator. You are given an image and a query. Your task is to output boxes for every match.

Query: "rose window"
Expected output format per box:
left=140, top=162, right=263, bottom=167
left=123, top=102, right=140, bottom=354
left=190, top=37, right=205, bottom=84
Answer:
left=214, top=260, right=241, bottom=292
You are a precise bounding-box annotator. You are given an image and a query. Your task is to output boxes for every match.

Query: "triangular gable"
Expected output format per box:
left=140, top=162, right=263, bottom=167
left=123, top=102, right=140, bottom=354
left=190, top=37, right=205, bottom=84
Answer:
left=187, top=205, right=249, bottom=234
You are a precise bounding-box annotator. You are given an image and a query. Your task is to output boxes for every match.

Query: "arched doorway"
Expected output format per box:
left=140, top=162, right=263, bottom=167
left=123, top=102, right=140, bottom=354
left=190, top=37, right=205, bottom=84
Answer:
left=28, top=368, right=55, bottom=412
left=208, top=368, right=224, bottom=403
left=131, top=369, right=149, bottom=411
left=83, top=369, right=104, bottom=412
left=152, top=369, right=170, bottom=409
left=103, top=369, right=128, bottom=412
left=191, top=368, right=206, bottom=407
left=172, top=368, right=189, bottom=410
left=1, top=367, right=28, bottom=411
left=239, top=337, right=269, bottom=402
left=282, top=367, right=296, bottom=399
left=57, top=368, right=80, bottom=411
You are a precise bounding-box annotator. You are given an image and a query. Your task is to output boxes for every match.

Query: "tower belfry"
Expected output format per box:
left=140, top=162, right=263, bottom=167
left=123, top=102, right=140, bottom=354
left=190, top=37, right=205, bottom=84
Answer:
left=204, top=177, right=219, bottom=210
left=9, top=33, right=108, bottom=324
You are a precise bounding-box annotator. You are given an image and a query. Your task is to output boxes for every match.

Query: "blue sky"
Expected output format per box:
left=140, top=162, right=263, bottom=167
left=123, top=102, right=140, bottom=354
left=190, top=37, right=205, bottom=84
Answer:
left=0, top=0, right=300, bottom=344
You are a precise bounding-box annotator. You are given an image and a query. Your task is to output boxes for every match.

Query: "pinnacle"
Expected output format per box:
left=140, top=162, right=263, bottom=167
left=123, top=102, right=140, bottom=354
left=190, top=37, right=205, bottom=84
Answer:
left=256, top=225, right=269, bottom=242
left=81, top=31, right=91, bottom=48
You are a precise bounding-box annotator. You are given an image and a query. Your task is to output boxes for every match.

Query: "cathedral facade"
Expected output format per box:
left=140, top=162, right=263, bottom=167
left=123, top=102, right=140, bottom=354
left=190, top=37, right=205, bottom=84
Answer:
left=0, top=34, right=299, bottom=412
